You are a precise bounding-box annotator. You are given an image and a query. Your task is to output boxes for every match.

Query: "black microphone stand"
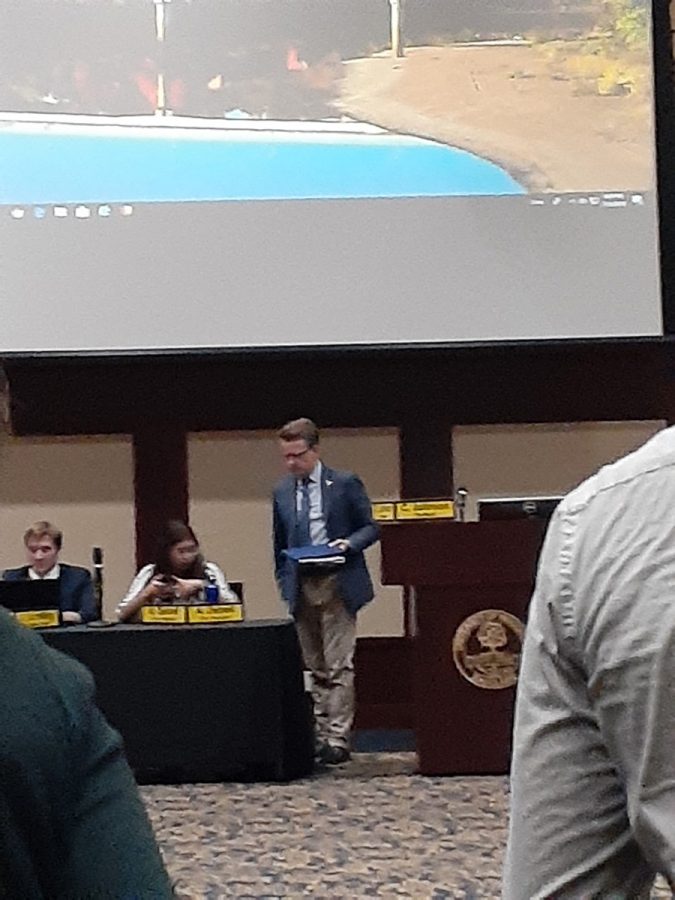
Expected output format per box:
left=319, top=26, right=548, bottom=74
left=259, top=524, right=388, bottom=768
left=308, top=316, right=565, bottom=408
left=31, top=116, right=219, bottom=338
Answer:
left=87, top=546, right=114, bottom=627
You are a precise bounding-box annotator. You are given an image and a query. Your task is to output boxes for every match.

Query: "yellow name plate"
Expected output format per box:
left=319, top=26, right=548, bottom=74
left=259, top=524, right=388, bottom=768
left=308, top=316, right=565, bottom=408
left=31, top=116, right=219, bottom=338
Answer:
left=187, top=604, right=244, bottom=624
left=396, top=500, right=454, bottom=520
left=140, top=604, right=244, bottom=624
left=372, top=502, right=396, bottom=521
left=373, top=500, right=455, bottom=522
left=141, top=605, right=187, bottom=624
left=15, top=609, right=61, bottom=629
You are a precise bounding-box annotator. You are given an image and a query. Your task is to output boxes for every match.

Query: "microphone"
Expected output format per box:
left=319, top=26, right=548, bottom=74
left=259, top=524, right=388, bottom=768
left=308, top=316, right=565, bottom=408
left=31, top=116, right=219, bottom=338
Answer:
left=92, top=546, right=103, bottom=616
left=87, top=546, right=114, bottom=627
left=454, top=487, right=468, bottom=523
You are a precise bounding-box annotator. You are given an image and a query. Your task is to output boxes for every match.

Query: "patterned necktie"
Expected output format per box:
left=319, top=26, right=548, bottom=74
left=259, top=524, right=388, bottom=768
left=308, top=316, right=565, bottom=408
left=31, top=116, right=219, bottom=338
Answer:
left=296, top=477, right=311, bottom=546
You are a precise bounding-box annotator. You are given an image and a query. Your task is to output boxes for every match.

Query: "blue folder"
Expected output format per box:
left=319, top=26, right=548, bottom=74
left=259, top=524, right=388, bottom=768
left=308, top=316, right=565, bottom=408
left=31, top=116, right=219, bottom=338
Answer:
left=282, top=545, right=346, bottom=565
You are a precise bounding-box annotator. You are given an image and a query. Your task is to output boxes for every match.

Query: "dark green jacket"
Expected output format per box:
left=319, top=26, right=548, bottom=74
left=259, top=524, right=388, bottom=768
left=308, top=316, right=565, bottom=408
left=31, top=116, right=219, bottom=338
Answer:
left=0, top=609, right=173, bottom=898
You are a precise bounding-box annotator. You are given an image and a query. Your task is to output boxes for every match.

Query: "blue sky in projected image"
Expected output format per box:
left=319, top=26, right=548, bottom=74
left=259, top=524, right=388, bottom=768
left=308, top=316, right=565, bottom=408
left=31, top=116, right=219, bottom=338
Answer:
left=0, top=116, right=524, bottom=205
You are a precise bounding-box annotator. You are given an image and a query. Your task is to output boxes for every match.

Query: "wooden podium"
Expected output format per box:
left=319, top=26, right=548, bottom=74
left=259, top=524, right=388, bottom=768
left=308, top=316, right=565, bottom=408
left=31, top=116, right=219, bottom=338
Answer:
left=381, top=519, right=546, bottom=775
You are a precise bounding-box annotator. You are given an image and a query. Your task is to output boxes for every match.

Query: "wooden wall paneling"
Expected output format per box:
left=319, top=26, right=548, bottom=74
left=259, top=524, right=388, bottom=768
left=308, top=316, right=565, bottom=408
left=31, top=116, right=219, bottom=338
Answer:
left=354, top=637, right=413, bottom=730
left=133, top=428, right=189, bottom=567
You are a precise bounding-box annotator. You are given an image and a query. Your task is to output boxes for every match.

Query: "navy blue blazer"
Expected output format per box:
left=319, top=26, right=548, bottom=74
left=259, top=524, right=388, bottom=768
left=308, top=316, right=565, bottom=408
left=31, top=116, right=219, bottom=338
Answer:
left=3, top=564, right=97, bottom=623
left=273, top=465, right=380, bottom=615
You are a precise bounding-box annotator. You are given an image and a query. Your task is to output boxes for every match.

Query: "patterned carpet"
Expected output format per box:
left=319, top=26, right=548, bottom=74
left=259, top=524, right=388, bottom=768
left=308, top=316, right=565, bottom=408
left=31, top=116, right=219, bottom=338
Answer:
left=141, top=753, right=672, bottom=899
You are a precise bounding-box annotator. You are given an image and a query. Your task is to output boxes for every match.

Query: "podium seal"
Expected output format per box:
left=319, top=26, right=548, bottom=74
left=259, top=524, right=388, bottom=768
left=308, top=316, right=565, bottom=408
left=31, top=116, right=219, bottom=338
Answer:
left=452, top=609, right=524, bottom=690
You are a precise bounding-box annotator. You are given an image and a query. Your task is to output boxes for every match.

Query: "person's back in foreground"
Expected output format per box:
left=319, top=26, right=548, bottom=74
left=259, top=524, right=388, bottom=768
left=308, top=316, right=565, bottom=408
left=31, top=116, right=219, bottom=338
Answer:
left=0, top=608, right=173, bottom=898
left=503, top=427, right=675, bottom=899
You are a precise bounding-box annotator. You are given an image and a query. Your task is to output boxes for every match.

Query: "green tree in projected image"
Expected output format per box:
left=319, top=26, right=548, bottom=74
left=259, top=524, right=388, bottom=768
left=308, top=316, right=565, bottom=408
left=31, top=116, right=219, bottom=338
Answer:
left=605, top=0, right=650, bottom=50
left=539, top=0, right=650, bottom=98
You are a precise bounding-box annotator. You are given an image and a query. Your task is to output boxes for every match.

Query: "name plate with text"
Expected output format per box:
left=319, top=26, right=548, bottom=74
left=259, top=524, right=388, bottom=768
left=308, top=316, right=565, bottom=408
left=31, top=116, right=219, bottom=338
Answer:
left=140, top=604, right=244, bottom=624
left=372, top=502, right=396, bottom=521
left=187, top=604, right=244, bottom=624
left=15, top=609, right=61, bottom=629
left=396, top=500, right=454, bottom=521
left=373, top=500, right=455, bottom=522
left=140, top=605, right=188, bottom=624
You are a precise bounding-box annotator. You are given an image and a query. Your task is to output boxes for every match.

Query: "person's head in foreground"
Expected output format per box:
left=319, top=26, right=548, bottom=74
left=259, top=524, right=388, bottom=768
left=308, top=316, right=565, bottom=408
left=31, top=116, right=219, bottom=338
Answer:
left=0, top=608, right=173, bottom=897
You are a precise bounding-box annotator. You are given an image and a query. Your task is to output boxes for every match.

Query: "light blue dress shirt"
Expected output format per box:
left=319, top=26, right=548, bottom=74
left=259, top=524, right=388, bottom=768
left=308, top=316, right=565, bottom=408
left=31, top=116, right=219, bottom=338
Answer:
left=296, top=461, right=328, bottom=546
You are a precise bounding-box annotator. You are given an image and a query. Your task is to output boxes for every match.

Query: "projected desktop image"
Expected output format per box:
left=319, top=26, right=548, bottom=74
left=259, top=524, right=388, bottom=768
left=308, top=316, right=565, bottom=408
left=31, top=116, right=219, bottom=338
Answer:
left=0, top=0, right=662, bottom=354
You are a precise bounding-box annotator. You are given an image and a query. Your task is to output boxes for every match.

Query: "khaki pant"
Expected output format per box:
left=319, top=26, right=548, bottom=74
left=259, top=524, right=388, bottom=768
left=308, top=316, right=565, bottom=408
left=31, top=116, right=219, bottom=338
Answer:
left=294, top=571, right=356, bottom=751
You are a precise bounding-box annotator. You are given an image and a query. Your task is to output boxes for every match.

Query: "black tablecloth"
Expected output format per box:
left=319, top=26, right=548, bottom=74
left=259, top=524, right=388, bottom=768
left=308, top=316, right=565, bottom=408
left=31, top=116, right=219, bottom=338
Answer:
left=43, top=620, right=314, bottom=784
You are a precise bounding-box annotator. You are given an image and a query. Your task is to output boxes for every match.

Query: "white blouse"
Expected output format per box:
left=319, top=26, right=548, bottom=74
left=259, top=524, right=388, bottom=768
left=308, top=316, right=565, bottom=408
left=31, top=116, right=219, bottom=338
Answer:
left=116, top=561, right=237, bottom=619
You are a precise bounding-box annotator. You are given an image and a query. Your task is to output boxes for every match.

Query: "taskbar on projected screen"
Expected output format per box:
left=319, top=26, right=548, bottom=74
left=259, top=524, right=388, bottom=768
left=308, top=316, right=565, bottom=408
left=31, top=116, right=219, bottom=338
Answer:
left=0, top=189, right=655, bottom=221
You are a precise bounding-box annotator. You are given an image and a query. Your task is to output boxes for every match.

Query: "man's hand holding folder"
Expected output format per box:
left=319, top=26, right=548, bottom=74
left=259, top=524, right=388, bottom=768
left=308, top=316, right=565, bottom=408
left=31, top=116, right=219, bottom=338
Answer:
left=282, top=544, right=347, bottom=565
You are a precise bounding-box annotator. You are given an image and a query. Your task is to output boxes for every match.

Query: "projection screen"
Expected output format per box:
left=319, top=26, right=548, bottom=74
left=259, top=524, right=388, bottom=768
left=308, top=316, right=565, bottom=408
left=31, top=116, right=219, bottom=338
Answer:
left=0, top=0, right=663, bottom=353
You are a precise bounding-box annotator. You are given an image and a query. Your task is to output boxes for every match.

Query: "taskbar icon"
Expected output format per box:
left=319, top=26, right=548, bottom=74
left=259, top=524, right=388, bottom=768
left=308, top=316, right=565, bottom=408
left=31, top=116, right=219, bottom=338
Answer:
left=529, top=191, right=647, bottom=209
left=7, top=203, right=136, bottom=220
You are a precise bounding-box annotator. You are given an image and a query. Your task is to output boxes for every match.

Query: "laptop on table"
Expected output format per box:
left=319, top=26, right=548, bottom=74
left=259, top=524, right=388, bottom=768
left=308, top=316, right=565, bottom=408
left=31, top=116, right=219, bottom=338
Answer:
left=0, top=580, right=62, bottom=628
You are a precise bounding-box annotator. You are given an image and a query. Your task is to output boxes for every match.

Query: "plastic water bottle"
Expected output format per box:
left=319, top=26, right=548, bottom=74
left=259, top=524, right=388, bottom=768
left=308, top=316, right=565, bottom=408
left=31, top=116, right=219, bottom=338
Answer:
left=204, top=573, right=219, bottom=604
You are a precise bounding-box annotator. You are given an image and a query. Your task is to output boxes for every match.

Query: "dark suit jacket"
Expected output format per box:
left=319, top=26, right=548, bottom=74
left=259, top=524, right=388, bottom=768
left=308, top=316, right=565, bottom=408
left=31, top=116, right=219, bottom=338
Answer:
left=3, top=564, right=97, bottom=623
left=273, top=464, right=379, bottom=615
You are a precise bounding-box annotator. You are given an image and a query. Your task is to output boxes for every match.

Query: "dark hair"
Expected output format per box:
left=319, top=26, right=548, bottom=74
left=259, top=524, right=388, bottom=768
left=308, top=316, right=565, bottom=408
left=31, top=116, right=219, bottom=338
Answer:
left=155, top=520, right=206, bottom=579
left=24, top=521, right=62, bottom=551
left=278, top=417, right=319, bottom=448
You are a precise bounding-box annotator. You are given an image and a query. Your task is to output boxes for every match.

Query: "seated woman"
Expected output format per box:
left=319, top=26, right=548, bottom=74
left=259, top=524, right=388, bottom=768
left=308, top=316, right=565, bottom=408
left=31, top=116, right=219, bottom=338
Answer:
left=116, top=520, right=237, bottom=623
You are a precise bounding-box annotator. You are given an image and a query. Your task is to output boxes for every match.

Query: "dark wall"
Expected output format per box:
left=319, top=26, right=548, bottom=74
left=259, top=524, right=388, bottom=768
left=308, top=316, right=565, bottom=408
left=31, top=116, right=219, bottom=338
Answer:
left=6, top=337, right=674, bottom=564
left=5, top=338, right=673, bottom=437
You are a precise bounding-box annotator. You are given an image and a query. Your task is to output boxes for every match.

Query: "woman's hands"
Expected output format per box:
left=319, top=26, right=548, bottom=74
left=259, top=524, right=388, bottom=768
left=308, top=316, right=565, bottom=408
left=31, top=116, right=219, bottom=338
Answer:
left=148, top=578, right=176, bottom=601
left=147, top=577, right=204, bottom=603
left=171, top=577, right=204, bottom=601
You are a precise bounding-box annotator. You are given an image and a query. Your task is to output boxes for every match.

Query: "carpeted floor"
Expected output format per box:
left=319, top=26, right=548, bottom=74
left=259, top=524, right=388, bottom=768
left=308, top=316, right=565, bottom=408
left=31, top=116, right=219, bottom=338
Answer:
left=141, top=753, right=671, bottom=899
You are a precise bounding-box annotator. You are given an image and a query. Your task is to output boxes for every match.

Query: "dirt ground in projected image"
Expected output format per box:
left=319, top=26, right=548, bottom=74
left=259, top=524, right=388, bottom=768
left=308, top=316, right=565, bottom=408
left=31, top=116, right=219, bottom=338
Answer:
left=337, top=44, right=654, bottom=193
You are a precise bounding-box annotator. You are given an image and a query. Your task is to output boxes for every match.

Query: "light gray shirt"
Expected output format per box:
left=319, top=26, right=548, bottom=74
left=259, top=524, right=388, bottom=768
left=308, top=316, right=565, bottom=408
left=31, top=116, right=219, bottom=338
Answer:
left=296, top=461, right=328, bottom=546
left=504, top=425, right=675, bottom=899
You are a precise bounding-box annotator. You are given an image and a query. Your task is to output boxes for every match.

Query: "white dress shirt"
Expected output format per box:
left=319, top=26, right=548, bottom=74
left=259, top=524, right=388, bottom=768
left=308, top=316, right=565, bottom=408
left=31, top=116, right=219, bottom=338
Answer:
left=116, top=561, right=237, bottom=618
left=28, top=564, right=61, bottom=580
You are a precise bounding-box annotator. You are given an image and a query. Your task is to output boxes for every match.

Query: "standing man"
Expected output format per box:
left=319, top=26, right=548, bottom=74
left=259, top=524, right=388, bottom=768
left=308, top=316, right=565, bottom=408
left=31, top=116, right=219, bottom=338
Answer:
left=503, top=427, right=675, bottom=898
left=273, top=418, right=379, bottom=765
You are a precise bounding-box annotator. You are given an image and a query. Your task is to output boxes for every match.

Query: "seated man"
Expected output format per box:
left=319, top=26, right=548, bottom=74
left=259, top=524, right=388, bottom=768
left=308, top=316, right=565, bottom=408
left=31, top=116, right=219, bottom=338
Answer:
left=3, top=521, right=97, bottom=624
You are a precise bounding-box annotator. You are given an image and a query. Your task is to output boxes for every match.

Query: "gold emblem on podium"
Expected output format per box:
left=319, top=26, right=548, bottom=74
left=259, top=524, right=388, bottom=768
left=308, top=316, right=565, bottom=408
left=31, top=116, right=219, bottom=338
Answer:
left=452, top=609, right=524, bottom=690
